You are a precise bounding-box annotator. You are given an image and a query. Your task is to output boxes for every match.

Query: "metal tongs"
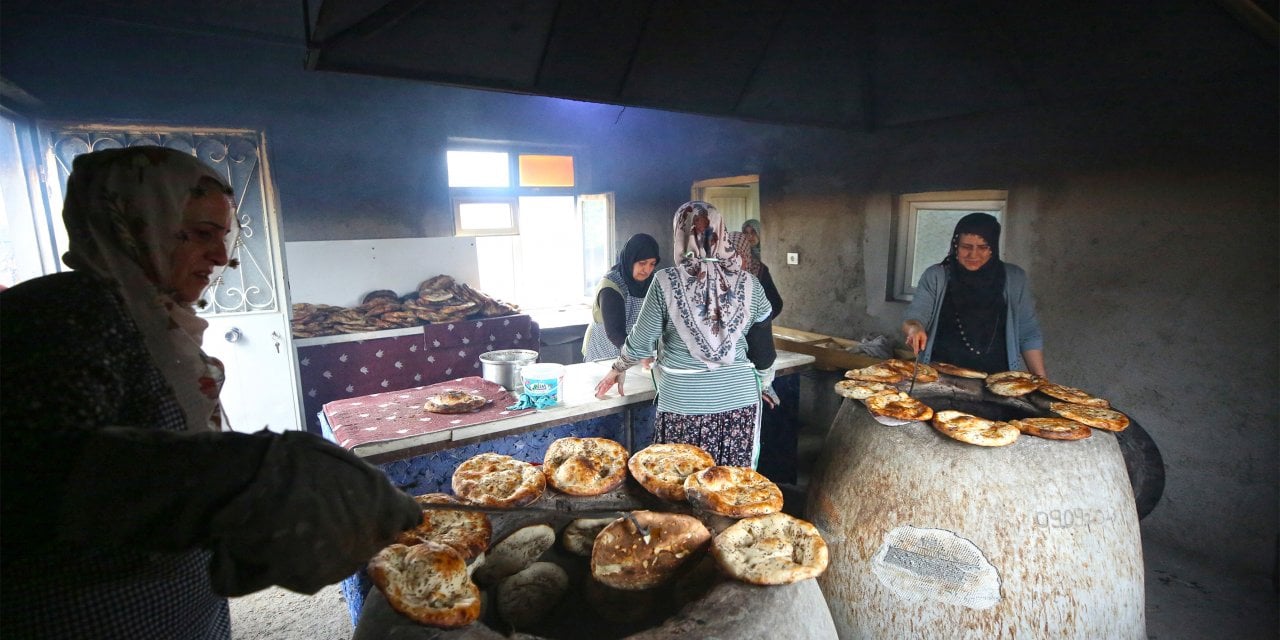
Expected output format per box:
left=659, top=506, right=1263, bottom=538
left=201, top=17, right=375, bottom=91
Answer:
left=624, top=511, right=651, bottom=545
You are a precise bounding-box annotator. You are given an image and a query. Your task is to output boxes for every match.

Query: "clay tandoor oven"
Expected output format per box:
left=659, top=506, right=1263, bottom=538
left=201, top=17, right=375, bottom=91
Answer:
left=806, top=375, right=1162, bottom=640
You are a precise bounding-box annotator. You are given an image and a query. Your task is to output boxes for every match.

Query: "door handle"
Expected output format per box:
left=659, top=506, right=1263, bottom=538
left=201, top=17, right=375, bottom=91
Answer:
left=225, top=327, right=243, bottom=343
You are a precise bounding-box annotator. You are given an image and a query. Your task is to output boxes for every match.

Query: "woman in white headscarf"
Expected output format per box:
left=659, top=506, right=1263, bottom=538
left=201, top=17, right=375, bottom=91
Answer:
left=595, top=201, right=776, bottom=467
left=0, top=147, right=420, bottom=639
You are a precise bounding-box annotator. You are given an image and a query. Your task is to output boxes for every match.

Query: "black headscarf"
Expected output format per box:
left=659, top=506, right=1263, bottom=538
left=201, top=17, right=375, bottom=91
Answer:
left=942, top=212, right=1005, bottom=307
left=936, top=213, right=1007, bottom=368
left=614, top=233, right=661, bottom=297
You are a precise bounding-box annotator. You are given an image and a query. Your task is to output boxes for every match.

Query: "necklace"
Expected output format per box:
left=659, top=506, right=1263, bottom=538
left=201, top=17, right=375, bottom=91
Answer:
left=952, top=309, right=1002, bottom=355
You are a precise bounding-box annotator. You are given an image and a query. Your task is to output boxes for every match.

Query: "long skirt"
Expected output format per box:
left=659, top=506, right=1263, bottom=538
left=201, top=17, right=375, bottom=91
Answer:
left=653, top=405, right=757, bottom=468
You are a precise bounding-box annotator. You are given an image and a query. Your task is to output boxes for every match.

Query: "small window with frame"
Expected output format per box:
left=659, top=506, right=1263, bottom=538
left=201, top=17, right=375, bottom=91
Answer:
left=453, top=196, right=519, bottom=236
left=892, top=190, right=1007, bottom=301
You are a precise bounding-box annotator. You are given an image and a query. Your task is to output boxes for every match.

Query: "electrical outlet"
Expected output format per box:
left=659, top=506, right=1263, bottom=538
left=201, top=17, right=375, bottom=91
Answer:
left=786, top=252, right=799, bottom=265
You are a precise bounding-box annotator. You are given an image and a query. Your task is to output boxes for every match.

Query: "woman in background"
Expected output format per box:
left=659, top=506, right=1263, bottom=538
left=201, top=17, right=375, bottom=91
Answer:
left=741, top=219, right=783, bottom=321
left=581, top=233, right=660, bottom=361
left=0, top=147, right=419, bottom=638
left=595, top=201, right=775, bottom=467
left=901, top=212, right=1046, bottom=375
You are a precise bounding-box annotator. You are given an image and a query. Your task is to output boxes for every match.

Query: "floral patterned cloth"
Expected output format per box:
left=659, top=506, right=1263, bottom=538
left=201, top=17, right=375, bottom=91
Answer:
left=654, top=201, right=753, bottom=369
left=654, top=404, right=758, bottom=467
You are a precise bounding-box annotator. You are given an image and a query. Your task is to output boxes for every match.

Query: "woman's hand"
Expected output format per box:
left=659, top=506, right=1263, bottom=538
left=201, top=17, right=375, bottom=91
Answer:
left=595, top=368, right=625, bottom=399
left=903, top=321, right=928, bottom=354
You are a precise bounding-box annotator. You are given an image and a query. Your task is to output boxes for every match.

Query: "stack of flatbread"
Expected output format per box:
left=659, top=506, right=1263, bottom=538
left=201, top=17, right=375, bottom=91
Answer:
left=289, top=274, right=521, bottom=338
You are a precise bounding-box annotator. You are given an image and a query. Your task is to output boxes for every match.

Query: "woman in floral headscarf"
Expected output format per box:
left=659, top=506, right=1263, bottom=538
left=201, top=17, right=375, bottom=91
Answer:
left=0, top=147, right=419, bottom=639
left=595, top=201, right=776, bottom=467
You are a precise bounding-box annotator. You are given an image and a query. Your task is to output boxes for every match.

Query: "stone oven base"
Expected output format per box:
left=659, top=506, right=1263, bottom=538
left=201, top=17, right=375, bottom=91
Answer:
left=353, top=575, right=836, bottom=640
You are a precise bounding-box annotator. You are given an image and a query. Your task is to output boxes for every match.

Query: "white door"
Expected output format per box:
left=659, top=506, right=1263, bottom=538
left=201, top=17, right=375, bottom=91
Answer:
left=691, top=175, right=760, bottom=232
left=42, top=127, right=302, bottom=433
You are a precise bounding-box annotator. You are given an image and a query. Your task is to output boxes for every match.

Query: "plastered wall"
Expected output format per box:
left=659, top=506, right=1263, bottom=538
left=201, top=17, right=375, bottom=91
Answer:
left=3, top=9, right=1275, bottom=580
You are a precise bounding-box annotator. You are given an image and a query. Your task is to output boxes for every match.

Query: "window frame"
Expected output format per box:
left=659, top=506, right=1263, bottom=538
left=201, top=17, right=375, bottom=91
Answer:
left=445, top=141, right=609, bottom=311
left=452, top=195, right=520, bottom=236
left=892, top=189, right=1008, bottom=302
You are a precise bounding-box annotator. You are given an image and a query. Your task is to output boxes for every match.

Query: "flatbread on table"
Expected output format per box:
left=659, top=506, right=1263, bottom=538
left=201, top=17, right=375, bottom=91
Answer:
left=423, top=389, right=488, bottom=414
left=931, top=361, right=990, bottom=379
left=1037, top=381, right=1111, bottom=408
left=542, top=437, right=629, bottom=496
left=1008, top=417, right=1093, bottom=441
left=451, top=453, right=546, bottom=508
left=931, top=410, right=1020, bottom=447
left=1050, top=402, right=1131, bottom=432
left=628, top=443, right=716, bottom=502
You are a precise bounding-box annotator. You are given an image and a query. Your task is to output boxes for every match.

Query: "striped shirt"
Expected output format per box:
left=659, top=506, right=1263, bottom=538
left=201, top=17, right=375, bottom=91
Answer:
left=621, top=271, right=771, bottom=414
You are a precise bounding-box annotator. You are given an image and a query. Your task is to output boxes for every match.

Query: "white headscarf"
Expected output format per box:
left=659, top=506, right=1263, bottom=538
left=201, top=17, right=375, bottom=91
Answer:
left=657, top=201, right=753, bottom=368
left=61, top=146, right=235, bottom=431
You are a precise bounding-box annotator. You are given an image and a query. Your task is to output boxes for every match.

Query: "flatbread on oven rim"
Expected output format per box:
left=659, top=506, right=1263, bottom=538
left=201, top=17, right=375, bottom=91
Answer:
left=1050, top=402, right=1130, bottom=432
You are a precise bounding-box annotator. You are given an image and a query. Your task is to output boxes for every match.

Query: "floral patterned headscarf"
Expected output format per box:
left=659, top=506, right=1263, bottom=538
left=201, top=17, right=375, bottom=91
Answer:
left=61, top=146, right=236, bottom=431
left=657, top=201, right=753, bottom=368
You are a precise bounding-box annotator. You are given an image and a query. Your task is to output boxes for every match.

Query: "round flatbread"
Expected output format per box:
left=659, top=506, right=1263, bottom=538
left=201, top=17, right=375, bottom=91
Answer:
left=627, top=443, right=716, bottom=502
left=542, top=437, right=629, bottom=496
left=864, top=392, right=934, bottom=423
left=881, top=358, right=940, bottom=383
left=471, top=524, right=557, bottom=587
left=1050, top=402, right=1130, bottom=432
left=986, top=371, right=1041, bottom=397
left=931, top=361, right=990, bottom=379
left=683, top=466, right=784, bottom=518
left=833, top=379, right=896, bottom=400
left=561, top=517, right=619, bottom=557
left=395, top=493, right=492, bottom=560
left=590, top=511, right=711, bottom=590
left=843, top=363, right=905, bottom=384
left=931, top=409, right=1020, bottom=447
left=423, top=389, right=488, bottom=414
left=1037, top=381, right=1111, bottom=408
left=451, top=453, right=546, bottom=508
left=710, top=512, right=829, bottom=586
left=1009, top=417, right=1093, bottom=441
left=367, top=542, right=481, bottom=629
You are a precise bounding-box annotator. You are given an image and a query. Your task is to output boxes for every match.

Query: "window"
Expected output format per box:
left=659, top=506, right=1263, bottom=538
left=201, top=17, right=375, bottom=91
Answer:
left=447, top=145, right=611, bottom=311
left=892, top=190, right=1007, bottom=301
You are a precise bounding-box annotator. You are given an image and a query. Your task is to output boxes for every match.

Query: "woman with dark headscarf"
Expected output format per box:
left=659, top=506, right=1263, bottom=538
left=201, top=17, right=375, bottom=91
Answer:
left=901, top=212, right=1046, bottom=375
left=594, top=202, right=776, bottom=467
left=581, top=233, right=661, bottom=361
left=740, top=219, right=783, bottom=320
left=0, top=147, right=419, bottom=638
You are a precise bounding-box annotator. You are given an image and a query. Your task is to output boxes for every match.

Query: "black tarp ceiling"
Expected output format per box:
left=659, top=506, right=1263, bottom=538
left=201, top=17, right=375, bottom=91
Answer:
left=304, top=0, right=1278, bottom=130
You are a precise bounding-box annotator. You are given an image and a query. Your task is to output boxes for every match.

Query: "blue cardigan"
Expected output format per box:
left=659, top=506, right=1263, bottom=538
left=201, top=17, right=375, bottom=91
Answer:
left=903, top=263, right=1044, bottom=372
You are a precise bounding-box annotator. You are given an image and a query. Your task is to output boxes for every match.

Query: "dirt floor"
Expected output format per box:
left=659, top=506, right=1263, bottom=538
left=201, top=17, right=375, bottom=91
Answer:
left=229, top=585, right=351, bottom=640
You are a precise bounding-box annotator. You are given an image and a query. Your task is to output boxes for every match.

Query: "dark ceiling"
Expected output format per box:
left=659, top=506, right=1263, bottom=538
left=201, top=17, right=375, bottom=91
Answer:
left=5, top=1, right=1277, bottom=131
left=305, top=0, right=1278, bottom=130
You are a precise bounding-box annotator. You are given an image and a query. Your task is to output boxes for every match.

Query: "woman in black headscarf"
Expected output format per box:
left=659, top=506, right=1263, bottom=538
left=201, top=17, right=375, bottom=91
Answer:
left=581, top=233, right=661, bottom=361
left=901, top=212, right=1046, bottom=375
